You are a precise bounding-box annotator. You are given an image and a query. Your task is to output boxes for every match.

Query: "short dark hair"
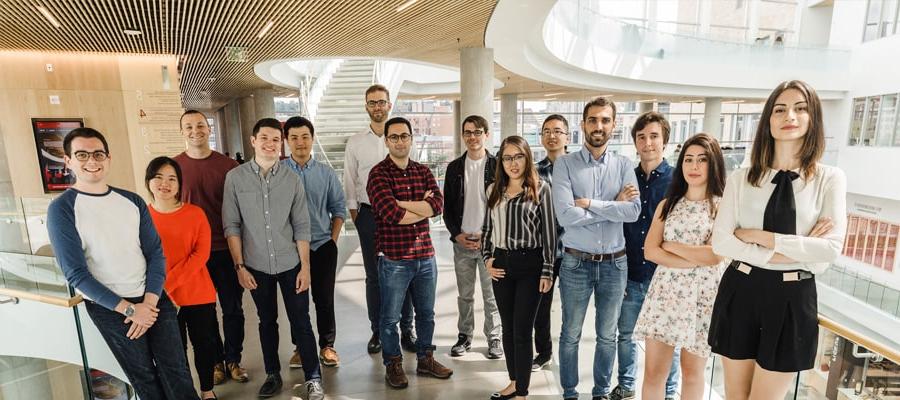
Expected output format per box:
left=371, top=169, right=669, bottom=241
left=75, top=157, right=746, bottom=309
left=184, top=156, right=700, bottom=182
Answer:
left=283, top=116, right=315, bottom=138
left=63, top=128, right=109, bottom=156
left=252, top=118, right=282, bottom=137
left=582, top=97, right=617, bottom=122
left=631, top=111, right=671, bottom=144
left=542, top=114, right=569, bottom=131
left=462, top=115, right=490, bottom=133
left=384, top=117, right=413, bottom=137
left=144, top=156, right=183, bottom=200
left=365, top=84, right=390, bottom=100
left=179, top=109, right=207, bottom=128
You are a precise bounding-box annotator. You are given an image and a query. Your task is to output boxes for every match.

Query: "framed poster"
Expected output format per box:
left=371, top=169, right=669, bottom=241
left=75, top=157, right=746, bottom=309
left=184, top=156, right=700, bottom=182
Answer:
left=31, top=118, right=84, bottom=193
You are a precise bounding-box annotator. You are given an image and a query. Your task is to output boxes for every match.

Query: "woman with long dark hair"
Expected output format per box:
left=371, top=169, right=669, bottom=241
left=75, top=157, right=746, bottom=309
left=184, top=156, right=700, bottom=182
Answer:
left=634, top=133, right=726, bottom=400
left=145, top=156, right=219, bottom=399
left=709, top=80, right=847, bottom=399
left=482, top=136, right=556, bottom=400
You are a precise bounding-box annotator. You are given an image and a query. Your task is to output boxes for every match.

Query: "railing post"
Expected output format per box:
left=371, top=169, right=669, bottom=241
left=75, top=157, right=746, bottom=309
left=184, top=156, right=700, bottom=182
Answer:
left=69, top=284, right=95, bottom=400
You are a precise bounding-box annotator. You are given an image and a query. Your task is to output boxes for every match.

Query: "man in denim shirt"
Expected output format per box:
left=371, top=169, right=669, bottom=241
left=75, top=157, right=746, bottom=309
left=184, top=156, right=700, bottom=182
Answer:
left=552, top=98, right=640, bottom=400
left=612, top=112, right=680, bottom=400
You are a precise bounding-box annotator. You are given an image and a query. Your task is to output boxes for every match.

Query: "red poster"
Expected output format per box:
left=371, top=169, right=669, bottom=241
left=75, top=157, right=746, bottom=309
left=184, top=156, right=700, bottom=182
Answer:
left=32, top=118, right=84, bottom=193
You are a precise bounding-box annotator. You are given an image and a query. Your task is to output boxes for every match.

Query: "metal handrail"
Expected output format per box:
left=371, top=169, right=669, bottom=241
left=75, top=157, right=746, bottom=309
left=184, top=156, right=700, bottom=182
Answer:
left=313, top=135, right=335, bottom=170
left=819, top=314, right=900, bottom=365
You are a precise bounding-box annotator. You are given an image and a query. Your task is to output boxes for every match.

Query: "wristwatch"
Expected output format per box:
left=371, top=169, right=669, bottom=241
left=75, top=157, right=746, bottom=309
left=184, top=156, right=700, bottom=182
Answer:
left=234, top=263, right=245, bottom=271
left=124, top=304, right=135, bottom=317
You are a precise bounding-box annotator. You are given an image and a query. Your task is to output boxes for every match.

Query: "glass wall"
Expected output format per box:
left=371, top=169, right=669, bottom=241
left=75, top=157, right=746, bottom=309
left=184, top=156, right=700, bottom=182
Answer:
left=848, top=93, right=900, bottom=147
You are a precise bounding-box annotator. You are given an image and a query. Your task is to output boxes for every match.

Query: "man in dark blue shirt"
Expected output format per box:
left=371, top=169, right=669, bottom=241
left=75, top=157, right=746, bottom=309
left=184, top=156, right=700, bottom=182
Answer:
left=612, top=111, right=679, bottom=400
left=533, top=114, right=569, bottom=371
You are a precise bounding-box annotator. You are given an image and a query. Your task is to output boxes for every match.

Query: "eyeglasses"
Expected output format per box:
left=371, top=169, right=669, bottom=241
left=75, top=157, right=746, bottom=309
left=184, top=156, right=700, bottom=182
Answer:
left=541, top=129, right=568, bottom=137
left=501, top=153, right=527, bottom=164
left=366, top=100, right=389, bottom=108
left=72, top=150, right=109, bottom=162
left=386, top=134, right=412, bottom=143
left=462, top=129, right=485, bottom=138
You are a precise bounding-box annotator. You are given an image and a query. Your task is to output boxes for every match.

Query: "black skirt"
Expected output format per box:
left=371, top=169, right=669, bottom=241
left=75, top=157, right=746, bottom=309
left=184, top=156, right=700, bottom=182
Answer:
left=707, top=261, right=819, bottom=372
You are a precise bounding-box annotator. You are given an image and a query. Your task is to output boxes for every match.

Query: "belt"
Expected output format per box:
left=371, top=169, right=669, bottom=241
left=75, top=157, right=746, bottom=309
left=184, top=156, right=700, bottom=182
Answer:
left=564, top=247, right=625, bottom=262
left=730, top=261, right=814, bottom=282
left=359, top=203, right=372, bottom=209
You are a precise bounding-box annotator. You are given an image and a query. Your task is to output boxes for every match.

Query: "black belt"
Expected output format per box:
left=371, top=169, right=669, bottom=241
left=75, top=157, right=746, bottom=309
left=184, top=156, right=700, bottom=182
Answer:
left=359, top=203, right=372, bottom=209
left=729, top=260, right=814, bottom=281
left=564, top=247, right=625, bottom=262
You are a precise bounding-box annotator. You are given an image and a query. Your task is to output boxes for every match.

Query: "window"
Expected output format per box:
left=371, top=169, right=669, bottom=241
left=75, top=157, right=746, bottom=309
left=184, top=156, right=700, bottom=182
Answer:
left=849, top=92, right=900, bottom=147
left=843, top=214, right=899, bottom=272
left=207, top=117, right=218, bottom=151
left=877, top=94, right=898, bottom=146
left=864, top=96, right=881, bottom=146
left=849, top=97, right=866, bottom=145
left=864, top=0, right=900, bottom=42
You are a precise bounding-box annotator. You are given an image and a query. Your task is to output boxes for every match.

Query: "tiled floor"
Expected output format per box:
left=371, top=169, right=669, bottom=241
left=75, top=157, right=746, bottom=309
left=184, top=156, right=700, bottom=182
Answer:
left=200, top=230, right=643, bottom=400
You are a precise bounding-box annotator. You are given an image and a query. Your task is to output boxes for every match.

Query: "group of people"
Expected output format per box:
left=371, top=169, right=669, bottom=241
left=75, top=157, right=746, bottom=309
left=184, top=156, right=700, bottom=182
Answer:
left=46, top=79, right=846, bottom=400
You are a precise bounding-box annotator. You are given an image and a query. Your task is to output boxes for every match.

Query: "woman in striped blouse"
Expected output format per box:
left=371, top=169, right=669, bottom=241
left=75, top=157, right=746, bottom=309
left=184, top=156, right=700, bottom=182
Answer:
left=483, top=136, right=557, bottom=400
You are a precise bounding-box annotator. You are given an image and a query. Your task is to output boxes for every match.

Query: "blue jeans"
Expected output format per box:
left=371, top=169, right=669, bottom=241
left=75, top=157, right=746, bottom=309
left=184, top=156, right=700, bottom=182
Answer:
left=84, top=293, right=198, bottom=400
left=617, top=279, right=680, bottom=396
left=356, top=206, right=414, bottom=334
left=379, top=256, right=437, bottom=363
left=558, top=253, right=627, bottom=399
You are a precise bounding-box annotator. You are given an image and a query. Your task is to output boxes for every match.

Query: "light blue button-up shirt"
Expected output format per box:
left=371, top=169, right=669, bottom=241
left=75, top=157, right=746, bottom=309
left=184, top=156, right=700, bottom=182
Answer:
left=551, top=146, right=641, bottom=254
left=282, top=156, right=346, bottom=251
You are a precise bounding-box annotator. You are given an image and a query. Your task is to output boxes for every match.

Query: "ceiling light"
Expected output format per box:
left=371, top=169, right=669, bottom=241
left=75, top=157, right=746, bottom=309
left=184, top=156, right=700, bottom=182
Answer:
left=598, top=94, right=615, bottom=98
left=396, top=0, right=418, bottom=12
left=544, top=97, right=558, bottom=101
left=37, top=6, right=61, bottom=28
left=422, top=96, right=436, bottom=100
left=256, top=20, right=275, bottom=39
left=123, top=28, right=142, bottom=36
left=636, top=98, right=658, bottom=103
left=544, top=92, right=564, bottom=97
left=723, top=100, right=745, bottom=104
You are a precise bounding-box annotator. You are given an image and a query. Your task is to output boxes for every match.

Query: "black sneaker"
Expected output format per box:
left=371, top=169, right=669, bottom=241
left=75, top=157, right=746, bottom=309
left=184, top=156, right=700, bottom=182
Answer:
left=450, top=334, right=471, bottom=357
left=609, top=385, right=635, bottom=400
left=531, top=353, right=552, bottom=371
left=257, top=374, right=282, bottom=398
left=401, top=330, right=417, bottom=353
left=487, top=338, right=503, bottom=359
left=367, top=333, right=382, bottom=354
left=592, top=396, right=610, bottom=400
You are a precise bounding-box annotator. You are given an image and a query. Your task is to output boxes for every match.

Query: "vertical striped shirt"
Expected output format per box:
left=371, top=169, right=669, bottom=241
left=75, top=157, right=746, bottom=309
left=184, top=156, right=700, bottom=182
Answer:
left=481, top=180, right=558, bottom=278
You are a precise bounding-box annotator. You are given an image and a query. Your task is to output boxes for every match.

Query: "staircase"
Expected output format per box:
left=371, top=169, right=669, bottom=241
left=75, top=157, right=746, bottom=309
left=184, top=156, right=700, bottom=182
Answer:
left=311, top=59, right=376, bottom=181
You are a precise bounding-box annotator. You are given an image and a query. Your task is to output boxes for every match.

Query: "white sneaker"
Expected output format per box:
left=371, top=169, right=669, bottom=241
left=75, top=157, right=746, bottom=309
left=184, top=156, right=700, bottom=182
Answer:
left=292, top=380, right=324, bottom=400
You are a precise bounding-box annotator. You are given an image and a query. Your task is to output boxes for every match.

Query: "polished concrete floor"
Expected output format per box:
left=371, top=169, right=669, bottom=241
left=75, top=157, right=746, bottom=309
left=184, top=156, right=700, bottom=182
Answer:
left=199, top=230, right=646, bottom=400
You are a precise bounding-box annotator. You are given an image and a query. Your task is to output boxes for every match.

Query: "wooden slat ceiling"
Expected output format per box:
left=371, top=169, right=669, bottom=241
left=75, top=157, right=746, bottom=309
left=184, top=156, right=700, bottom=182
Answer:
left=0, top=0, right=500, bottom=109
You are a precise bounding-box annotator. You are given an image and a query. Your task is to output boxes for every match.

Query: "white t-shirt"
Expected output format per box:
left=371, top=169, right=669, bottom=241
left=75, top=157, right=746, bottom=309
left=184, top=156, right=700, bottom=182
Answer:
left=461, top=155, right=487, bottom=234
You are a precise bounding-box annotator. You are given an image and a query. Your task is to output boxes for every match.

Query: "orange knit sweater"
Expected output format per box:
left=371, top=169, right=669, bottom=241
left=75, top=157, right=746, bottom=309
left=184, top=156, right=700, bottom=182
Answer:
left=149, top=203, right=216, bottom=306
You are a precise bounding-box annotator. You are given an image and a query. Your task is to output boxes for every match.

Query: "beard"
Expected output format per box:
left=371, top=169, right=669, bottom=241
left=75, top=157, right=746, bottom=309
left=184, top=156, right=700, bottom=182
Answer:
left=584, top=129, right=610, bottom=148
left=368, top=109, right=388, bottom=123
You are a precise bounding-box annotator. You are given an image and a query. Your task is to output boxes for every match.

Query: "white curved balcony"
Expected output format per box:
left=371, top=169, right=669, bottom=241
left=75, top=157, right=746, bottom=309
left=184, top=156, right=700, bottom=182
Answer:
left=487, top=0, right=851, bottom=99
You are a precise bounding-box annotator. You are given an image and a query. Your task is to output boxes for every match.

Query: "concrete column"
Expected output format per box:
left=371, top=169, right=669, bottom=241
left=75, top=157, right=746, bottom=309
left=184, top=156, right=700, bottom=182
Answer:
left=702, top=97, right=723, bottom=139
left=699, top=0, right=712, bottom=35
left=453, top=100, right=463, bottom=155
left=798, top=1, right=834, bottom=47
left=460, top=47, right=494, bottom=146
left=747, top=0, right=760, bottom=42
left=239, top=96, right=256, bottom=159
left=253, top=88, right=275, bottom=119
left=500, top=93, right=518, bottom=139
left=638, top=102, right=654, bottom=113
left=221, top=101, right=243, bottom=156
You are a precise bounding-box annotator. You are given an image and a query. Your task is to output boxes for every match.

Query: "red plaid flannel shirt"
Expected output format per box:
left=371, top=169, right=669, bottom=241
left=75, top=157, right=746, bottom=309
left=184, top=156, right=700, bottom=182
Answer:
left=366, top=157, right=443, bottom=260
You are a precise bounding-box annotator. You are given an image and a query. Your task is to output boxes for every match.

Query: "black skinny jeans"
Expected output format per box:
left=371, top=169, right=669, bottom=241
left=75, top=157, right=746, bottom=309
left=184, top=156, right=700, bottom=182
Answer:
left=491, top=248, right=544, bottom=397
left=291, top=239, right=338, bottom=349
left=177, top=303, right=219, bottom=392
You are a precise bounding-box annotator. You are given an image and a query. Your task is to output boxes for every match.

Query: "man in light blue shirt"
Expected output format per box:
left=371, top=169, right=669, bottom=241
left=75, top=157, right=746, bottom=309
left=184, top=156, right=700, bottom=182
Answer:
left=552, top=97, right=640, bottom=400
left=282, top=116, right=347, bottom=369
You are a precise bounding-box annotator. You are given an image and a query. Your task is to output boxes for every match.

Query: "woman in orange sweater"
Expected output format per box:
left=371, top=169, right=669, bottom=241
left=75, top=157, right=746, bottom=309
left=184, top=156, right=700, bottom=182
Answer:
left=146, top=156, right=218, bottom=399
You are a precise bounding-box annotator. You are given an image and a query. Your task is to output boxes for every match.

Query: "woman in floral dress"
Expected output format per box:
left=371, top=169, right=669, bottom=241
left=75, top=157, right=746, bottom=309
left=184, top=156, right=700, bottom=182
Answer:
left=634, top=133, right=727, bottom=400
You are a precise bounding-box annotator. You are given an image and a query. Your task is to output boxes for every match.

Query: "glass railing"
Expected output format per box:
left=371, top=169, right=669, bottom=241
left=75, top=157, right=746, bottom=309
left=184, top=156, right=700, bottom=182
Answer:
left=820, top=264, right=900, bottom=318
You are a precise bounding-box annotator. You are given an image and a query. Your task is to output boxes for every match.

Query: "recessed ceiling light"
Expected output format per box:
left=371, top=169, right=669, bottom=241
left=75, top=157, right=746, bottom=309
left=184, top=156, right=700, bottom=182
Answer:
left=723, top=100, right=745, bottom=104
left=396, top=0, right=417, bottom=12
left=544, top=97, right=558, bottom=101
left=123, top=28, right=142, bottom=36
left=636, top=98, right=658, bottom=103
left=544, top=92, right=564, bottom=97
left=422, top=96, right=436, bottom=100
left=257, top=20, right=275, bottom=39
left=37, top=6, right=61, bottom=28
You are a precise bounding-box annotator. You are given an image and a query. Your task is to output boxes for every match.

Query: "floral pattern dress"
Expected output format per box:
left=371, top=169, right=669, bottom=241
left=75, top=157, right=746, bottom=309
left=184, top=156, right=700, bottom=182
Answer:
left=633, top=197, right=723, bottom=358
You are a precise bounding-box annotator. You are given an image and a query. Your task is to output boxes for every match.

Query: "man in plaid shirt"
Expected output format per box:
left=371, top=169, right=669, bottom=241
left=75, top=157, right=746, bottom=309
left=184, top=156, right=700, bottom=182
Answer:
left=366, top=116, right=453, bottom=388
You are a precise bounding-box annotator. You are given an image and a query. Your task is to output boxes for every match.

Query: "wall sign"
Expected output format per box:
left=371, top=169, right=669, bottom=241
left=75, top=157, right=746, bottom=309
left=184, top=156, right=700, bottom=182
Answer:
left=31, top=118, right=84, bottom=193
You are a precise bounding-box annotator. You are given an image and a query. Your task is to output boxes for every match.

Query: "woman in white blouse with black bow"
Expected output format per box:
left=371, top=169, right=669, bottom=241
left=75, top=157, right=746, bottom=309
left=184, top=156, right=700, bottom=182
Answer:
left=708, top=80, right=847, bottom=400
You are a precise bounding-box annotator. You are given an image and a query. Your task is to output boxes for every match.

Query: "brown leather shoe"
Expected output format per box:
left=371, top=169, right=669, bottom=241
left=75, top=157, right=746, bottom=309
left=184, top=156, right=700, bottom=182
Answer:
left=320, top=347, right=340, bottom=367
left=213, top=362, right=227, bottom=385
left=416, top=351, right=452, bottom=379
left=289, top=350, right=302, bottom=368
left=226, top=362, right=249, bottom=382
left=384, top=356, right=408, bottom=388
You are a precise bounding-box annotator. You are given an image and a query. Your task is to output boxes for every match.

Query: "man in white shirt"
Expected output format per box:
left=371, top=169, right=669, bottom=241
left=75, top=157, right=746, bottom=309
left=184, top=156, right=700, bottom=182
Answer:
left=441, top=115, right=503, bottom=358
left=343, top=84, right=416, bottom=354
